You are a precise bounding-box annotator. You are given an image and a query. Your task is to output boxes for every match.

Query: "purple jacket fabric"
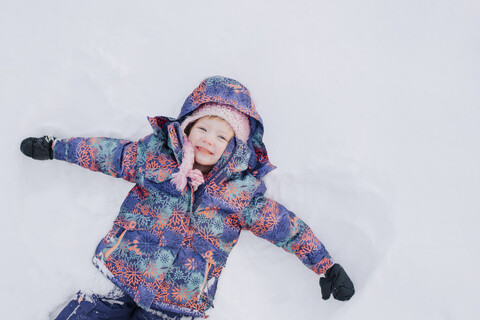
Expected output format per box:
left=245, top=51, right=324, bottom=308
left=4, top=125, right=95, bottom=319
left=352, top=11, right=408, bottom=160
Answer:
left=53, top=76, right=333, bottom=318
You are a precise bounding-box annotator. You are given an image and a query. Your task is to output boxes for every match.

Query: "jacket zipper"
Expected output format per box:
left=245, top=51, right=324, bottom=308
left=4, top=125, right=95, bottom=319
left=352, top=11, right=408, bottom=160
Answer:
left=104, top=229, right=127, bottom=259
left=200, top=262, right=212, bottom=297
left=190, top=184, right=195, bottom=214
left=189, top=184, right=211, bottom=298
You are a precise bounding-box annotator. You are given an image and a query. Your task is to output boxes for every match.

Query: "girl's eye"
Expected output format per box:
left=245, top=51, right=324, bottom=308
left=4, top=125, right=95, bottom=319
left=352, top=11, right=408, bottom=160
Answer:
left=219, top=136, right=227, bottom=141
left=198, top=127, right=207, bottom=132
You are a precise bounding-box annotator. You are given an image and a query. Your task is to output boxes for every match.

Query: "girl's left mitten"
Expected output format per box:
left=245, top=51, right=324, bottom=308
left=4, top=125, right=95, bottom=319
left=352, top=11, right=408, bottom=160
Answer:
left=319, top=264, right=355, bottom=301
left=20, top=136, right=56, bottom=160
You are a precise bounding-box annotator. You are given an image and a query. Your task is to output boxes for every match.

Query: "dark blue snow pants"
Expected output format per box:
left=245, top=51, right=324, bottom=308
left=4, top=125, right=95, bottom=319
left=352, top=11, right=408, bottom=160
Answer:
left=55, top=291, right=197, bottom=320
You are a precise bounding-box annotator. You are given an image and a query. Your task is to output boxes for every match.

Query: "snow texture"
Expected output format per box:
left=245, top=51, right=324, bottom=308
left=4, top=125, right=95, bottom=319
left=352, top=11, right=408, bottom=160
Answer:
left=2, top=1, right=479, bottom=319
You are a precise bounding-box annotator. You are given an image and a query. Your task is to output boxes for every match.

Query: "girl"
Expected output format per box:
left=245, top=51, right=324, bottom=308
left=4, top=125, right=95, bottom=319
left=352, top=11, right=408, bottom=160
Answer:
left=21, top=76, right=354, bottom=320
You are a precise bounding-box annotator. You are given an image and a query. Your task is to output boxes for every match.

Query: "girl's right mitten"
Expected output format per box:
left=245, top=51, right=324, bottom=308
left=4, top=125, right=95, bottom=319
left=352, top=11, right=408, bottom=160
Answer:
left=20, top=136, right=56, bottom=160
left=320, top=263, right=355, bottom=301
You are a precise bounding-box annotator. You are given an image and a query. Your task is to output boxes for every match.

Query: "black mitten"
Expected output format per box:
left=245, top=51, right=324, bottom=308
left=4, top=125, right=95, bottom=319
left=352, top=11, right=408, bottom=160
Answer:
left=20, top=136, right=56, bottom=160
left=320, top=264, right=355, bottom=301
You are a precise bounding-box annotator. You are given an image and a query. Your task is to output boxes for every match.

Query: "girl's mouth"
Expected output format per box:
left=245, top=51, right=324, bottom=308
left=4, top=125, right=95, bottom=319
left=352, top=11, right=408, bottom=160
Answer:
left=196, top=146, right=213, bottom=155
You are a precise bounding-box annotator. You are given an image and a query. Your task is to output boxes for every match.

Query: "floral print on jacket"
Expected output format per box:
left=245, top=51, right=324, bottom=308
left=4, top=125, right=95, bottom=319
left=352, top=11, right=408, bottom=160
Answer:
left=53, top=76, right=332, bottom=318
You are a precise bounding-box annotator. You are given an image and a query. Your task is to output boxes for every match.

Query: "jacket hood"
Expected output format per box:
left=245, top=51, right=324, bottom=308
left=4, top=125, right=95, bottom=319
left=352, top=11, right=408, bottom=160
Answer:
left=149, top=76, right=276, bottom=179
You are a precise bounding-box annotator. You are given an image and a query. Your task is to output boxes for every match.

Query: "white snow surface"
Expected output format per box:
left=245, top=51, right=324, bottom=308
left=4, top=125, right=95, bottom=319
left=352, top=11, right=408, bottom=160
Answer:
left=2, top=1, right=480, bottom=319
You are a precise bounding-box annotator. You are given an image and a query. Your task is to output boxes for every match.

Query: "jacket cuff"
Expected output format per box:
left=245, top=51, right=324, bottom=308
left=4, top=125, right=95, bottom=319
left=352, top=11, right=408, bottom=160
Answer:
left=310, top=256, right=333, bottom=275
left=53, top=138, right=67, bottom=161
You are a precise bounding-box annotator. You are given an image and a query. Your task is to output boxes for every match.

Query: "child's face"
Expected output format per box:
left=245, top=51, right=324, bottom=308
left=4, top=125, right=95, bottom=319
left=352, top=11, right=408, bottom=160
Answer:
left=188, top=116, right=234, bottom=174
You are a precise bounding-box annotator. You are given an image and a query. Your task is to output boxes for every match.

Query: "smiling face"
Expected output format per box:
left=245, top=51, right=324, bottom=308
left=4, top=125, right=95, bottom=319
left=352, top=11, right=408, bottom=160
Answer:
left=187, top=116, right=235, bottom=174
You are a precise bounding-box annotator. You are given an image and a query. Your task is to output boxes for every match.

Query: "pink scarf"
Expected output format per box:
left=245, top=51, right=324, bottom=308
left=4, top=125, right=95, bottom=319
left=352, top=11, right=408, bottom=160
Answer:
left=171, top=137, right=204, bottom=192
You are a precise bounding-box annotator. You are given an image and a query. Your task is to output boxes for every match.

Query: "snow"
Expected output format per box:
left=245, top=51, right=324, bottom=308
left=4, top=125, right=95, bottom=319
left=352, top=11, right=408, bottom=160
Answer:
left=2, top=0, right=480, bottom=319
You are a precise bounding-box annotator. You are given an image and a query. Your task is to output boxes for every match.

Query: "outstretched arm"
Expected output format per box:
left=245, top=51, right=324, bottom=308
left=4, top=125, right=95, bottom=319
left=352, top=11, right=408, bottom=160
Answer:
left=53, top=137, right=138, bottom=182
left=241, top=196, right=333, bottom=275
left=240, top=195, right=354, bottom=301
left=21, top=136, right=138, bottom=183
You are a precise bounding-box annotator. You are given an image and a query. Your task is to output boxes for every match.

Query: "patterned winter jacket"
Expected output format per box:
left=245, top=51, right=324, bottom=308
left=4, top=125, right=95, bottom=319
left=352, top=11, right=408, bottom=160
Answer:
left=52, top=76, right=333, bottom=318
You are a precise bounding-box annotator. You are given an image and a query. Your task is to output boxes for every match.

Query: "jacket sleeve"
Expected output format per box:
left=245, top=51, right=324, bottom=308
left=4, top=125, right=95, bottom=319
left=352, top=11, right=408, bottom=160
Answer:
left=240, top=195, right=333, bottom=275
left=52, top=137, right=138, bottom=183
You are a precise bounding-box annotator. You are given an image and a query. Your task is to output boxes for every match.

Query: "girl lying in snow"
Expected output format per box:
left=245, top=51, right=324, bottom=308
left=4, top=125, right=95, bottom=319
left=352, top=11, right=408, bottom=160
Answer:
left=21, top=76, right=354, bottom=320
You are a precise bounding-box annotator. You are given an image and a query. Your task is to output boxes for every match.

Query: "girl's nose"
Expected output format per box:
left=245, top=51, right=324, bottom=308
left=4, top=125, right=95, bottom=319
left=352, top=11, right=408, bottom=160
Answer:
left=202, top=136, right=213, bottom=145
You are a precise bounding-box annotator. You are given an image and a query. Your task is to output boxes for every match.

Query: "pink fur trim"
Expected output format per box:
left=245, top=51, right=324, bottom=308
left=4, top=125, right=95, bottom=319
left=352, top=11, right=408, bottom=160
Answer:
left=188, top=169, right=204, bottom=191
left=171, top=137, right=205, bottom=192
